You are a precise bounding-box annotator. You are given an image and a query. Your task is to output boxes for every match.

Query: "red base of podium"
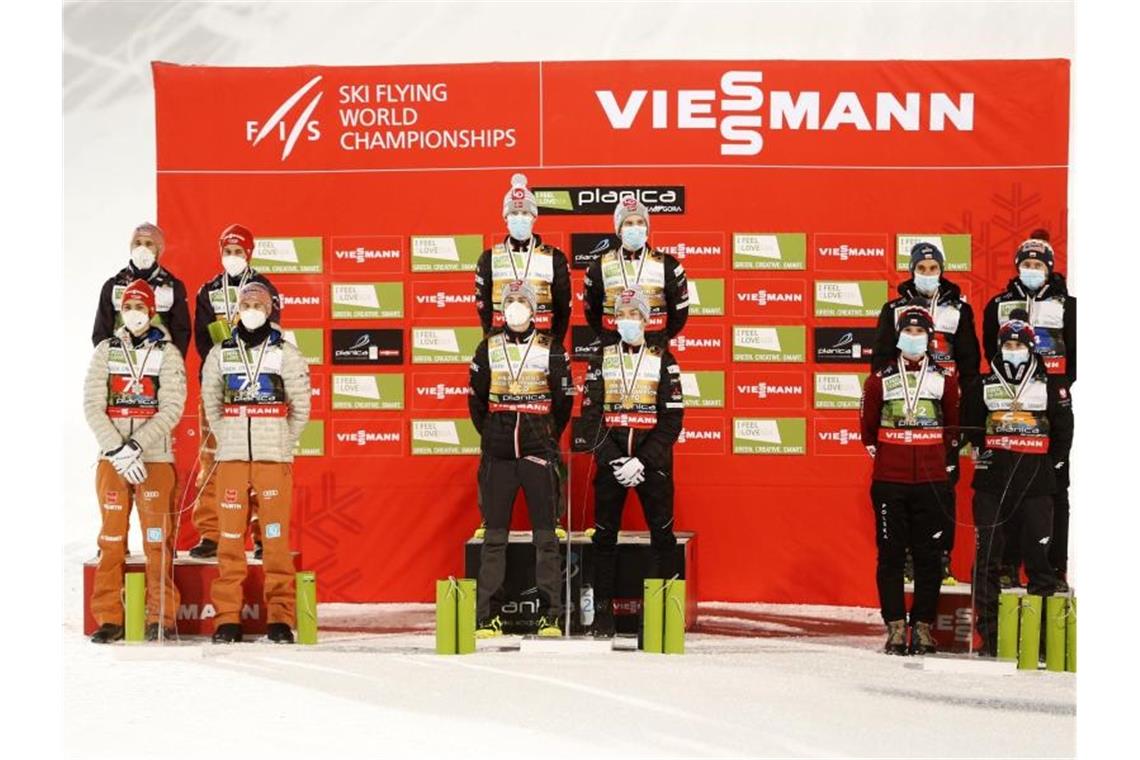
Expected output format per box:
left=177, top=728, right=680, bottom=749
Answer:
left=82, top=552, right=302, bottom=636
left=905, top=583, right=980, bottom=652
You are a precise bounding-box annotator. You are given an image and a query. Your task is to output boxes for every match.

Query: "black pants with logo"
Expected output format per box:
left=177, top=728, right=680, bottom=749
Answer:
left=869, top=480, right=950, bottom=625
left=476, top=454, right=563, bottom=622
left=1048, top=462, right=1071, bottom=576
left=590, top=461, right=678, bottom=604
left=973, top=490, right=1057, bottom=647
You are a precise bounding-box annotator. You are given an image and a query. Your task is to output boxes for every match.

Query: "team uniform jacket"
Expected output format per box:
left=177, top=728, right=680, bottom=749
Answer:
left=860, top=356, right=960, bottom=484
left=983, top=273, right=1077, bottom=384
left=580, top=343, right=685, bottom=470
left=583, top=247, right=689, bottom=346
left=91, top=264, right=191, bottom=357
left=872, top=278, right=980, bottom=389
left=83, top=324, right=187, bottom=463
left=201, top=325, right=311, bottom=462
left=963, top=357, right=1074, bottom=497
left=193, top=269, right=281, bottom=363
left=468, top=326, right=573, bottom=460
left=475, top=234, right=572, bottom=344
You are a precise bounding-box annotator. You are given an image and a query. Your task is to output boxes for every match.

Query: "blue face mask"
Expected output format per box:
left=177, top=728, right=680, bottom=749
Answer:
left=616, top=318, right=645, bottom=345
left=621, top=225, right=647, bottom=251
left=914, top=273, right=940, bottom=295
left=1002, top=347, right=1030, bottom=367
left=1019, top=267, right=1046, bottom=291
left=896, top=332, right=928, bottom=357
left=507, top=214, right=534, bottom=241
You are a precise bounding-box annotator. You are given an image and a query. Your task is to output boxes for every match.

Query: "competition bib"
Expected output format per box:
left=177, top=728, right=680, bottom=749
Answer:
left=488, top=333, right=553, bottom=414
left=600, top=250, right=667, bottom=330
left=601, top=344, right=662, bottom=429
left=490, top=243, right=555, bottom=330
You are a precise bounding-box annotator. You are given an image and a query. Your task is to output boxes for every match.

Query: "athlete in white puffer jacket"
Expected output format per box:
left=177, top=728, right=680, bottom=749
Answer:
left=84, top=279, right=187, bottom=643
left=200, top=282, right=310, bottom=644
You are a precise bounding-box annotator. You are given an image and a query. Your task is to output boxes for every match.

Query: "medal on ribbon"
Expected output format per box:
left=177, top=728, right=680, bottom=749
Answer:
left=897, top=355, right=929, bottom=427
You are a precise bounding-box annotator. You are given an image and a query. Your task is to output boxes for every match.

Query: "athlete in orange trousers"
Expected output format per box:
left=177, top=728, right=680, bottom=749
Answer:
left=200, top=283, right=311, bottom=643
left=84, top=280, right=187, bottom=642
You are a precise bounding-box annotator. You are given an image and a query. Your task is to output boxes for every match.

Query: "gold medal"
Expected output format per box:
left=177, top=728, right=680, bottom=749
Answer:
left=1011, top=400, right=1023, bottom=413
left=622, top=397, right=635, bottom=410
left=509, top=381, right=523, bottom=395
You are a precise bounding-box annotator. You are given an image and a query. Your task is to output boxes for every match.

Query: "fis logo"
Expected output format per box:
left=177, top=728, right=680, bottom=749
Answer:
left=246, top=76, right=324, bottom=160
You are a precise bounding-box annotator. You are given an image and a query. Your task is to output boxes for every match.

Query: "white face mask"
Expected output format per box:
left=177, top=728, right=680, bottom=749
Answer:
left=130, top=245, right=156, bottom=271
left=504, top=301, right=533, bottom=330
left=121, top=309, right=151, bottom=335
left=222, top=254, right=248, bottom=278
left=617, top=318, right=645, bottom=345
left=239, top=308, right=268, bottom=331
left=506, top=214, right=534, bottom=241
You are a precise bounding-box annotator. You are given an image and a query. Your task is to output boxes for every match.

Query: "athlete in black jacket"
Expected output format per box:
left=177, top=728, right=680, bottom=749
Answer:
left=468, top=281, right=573, bottom=638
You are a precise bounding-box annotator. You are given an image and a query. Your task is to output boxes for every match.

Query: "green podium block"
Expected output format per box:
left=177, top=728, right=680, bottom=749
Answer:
left=1018, top=594, right=1042, bottom=670
left=1045, top=596, right=1067, bottom=672
left=664, top=579, right=686, bottom=655
left=456, top=579, right=476, bottom=655
left=125, top=572, right=145, bottom=643
left=435, top=580, right=457, bottom=655
left=1066, top=597, right=1077, bottom=673
left=997, top=592, right=1019, bottom=660
left=642, top=579, right=664, bottom=653
left=295, top=571, right=318, bottom=645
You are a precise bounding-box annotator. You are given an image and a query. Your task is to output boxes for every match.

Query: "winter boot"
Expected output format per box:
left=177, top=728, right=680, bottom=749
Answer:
left=266, top=623, right=294, bottom=644
left=536, top=615, right=562, bottom=638
left=999, top=562, right=1021, bottom=589
left=212, top=623, right=243, bottom=643
left=90, top=623, right=124, bottom=644
left=883, top=619, right=908, bottom=655
left=910, top=621, right=938, bottom=655
left=189, top=538, right=217, bottom=559
left=941, top=551, right=958, bottom=586
left=475, top=615, right=503, bottom=639
left=145, top=623, right=176, bottom=642
left=592, top=599, right=615, bottom=639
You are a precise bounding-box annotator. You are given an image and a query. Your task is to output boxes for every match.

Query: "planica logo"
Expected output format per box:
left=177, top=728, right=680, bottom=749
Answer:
left=245, top=76, right=323, bottom=160
left=595, top=71, right=974, bottom=156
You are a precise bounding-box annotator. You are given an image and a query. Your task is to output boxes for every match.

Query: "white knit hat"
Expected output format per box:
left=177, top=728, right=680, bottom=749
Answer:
left=613, top=195, right=649, bottom=234
left=502, top=173, right=538, bottom=218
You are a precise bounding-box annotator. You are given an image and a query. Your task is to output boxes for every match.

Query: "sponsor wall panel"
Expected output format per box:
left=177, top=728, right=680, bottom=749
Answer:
left=156, top=58, right=1069, bottom=605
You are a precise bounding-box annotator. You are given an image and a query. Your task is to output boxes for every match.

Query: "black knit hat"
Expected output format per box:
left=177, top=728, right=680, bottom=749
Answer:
left=896, top=306, right=934, bottom=335
left=1015, top=229, right=1055, bottom=271
left=909, top=242, right=944, bottom=273
left=998, top=319, right=1038, bottom=351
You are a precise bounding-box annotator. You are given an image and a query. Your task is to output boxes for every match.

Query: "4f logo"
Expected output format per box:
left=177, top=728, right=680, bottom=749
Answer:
left=246, top=76, right=323, bottom=160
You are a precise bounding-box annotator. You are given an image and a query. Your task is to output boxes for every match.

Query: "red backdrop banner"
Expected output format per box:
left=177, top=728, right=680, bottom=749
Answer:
left=152, top=59, right=1069, bottom=606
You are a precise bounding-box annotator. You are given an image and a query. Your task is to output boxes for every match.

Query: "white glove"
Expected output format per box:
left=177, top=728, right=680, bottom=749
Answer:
left=946, top=464, right=957, bottom=473
left=108, top=441, right=147, bottom=485
left=1054, top=461, right=1066, bottom=470
left=614, top=457, right=645, bottom=487
left=628, top=470, right=646, bottom=487
left=865, top=445, right=877, bottom=459
left=122, top=458, right=148, bottom=485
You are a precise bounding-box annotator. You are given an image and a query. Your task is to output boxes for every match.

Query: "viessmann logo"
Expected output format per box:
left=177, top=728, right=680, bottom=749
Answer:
left=415, top=292, right=477, bottom=308
left=246, top=76, right=324, bottom=160
left=736, top=382, right=803, bottom=399
left=415, top=383, right=469, bottom=400
left=334, top=246, right=400, bottom=264
left=595, top=71, right=974, bottom=155
left=335, top=429, right=402, bottom=446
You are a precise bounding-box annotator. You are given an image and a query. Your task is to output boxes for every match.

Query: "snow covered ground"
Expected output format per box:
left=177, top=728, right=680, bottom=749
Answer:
left=64, top=544, right=1074, bottom=759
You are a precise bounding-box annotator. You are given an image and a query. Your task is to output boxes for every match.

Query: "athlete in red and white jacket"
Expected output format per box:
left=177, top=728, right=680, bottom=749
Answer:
left=859, top=306, right=959, bottom=656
